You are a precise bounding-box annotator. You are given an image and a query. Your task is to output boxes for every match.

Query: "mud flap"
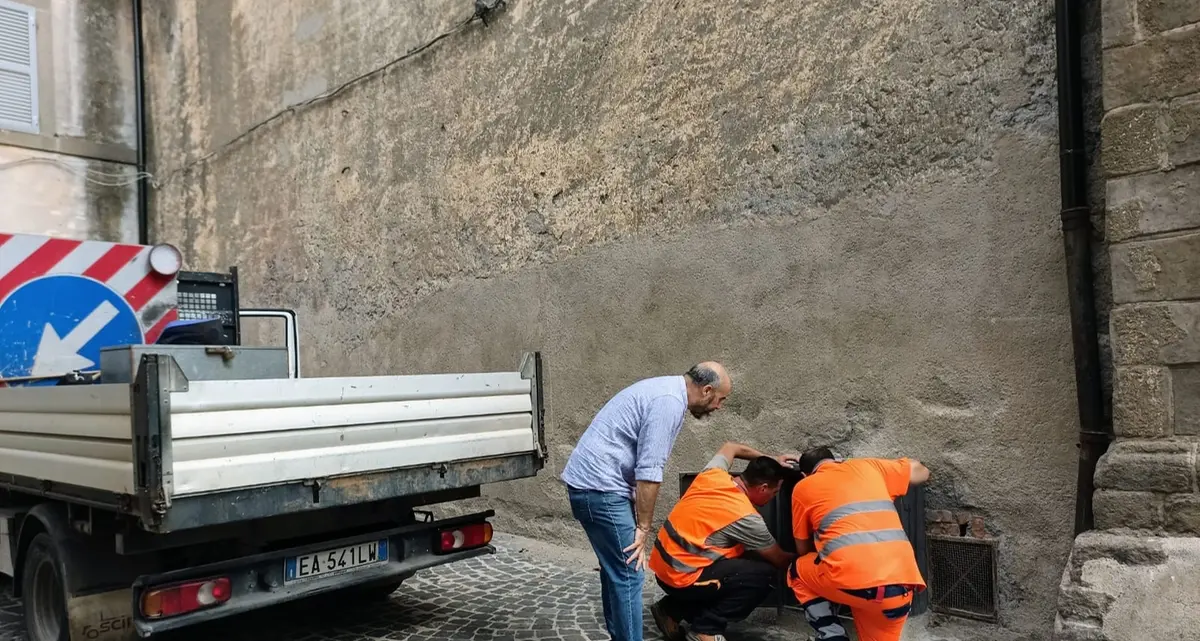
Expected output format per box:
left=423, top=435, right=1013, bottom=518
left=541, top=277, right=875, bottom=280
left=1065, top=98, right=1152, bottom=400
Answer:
left=67, top=589, right=136, bottom=641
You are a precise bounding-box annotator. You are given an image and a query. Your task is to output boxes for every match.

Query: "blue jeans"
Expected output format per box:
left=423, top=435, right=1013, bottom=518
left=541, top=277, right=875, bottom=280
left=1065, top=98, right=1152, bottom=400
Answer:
left=568, top=487, right=643, bottom=641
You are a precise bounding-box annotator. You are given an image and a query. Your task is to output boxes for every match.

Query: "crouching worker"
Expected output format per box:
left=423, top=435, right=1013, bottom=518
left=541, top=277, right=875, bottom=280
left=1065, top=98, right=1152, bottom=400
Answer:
left=648, top=443, right=799, bottom=641
left=787, top=447, right=931, bottom=641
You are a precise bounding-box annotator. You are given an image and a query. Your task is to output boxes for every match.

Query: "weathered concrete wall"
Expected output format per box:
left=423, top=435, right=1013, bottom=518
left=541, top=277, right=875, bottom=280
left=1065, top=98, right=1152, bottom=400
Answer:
left=143, top=1, right=1086, bottom=636
left=0, top=0, right=138, bottom=242
left=1054, top=5, right=1200, bottom=641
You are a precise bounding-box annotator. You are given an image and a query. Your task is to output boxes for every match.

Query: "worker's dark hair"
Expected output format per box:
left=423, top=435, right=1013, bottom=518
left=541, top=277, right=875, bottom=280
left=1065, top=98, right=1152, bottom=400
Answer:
left=798, top=446, right=836, bottom=476
left=741, top=456, right=789, bottom=487
left=685, top=364, right=721, bottom=388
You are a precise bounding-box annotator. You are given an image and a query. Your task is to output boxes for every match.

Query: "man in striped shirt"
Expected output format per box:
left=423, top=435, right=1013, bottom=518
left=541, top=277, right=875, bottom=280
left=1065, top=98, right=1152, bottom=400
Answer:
left=561, top=362, right=732, bottom=641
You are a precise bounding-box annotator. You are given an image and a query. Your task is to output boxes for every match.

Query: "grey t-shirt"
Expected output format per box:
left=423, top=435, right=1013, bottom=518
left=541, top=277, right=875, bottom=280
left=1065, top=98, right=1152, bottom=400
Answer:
left=702, top=454, right=777, bottom=551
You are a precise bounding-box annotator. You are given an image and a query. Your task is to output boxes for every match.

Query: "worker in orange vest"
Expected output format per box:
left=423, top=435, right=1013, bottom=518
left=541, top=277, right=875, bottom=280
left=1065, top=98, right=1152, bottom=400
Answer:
left=648, top=442, right=800, bottom=641
left=787, top=446, right=931, bottom=641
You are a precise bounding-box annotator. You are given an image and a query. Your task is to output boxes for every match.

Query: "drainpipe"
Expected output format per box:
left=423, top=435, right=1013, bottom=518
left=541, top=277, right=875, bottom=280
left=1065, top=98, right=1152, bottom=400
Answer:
left=1055, top=0, right=1110, bottom=535
left=132, top=0, right=149, bottom=245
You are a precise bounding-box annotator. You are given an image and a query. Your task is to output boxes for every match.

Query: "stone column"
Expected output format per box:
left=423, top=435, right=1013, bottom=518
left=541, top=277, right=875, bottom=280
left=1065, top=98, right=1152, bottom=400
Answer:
left=1054, top=3, right=1200, bottom=639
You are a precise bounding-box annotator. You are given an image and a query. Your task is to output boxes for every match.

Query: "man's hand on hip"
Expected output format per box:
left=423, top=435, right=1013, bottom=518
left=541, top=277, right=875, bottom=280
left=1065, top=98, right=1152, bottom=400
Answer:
left=628, top=479, right=661, bottom=572
left=624, top=525, right=651, bottom=571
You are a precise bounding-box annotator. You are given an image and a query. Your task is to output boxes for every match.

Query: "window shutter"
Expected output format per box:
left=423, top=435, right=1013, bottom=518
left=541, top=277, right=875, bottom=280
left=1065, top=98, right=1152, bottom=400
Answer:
left=0, top=0, right=37, bottom=134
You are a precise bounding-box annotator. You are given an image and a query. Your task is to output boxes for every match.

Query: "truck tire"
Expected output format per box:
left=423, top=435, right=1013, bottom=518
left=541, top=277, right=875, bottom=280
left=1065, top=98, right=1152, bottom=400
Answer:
left=351, top=580, right=403, bottom=602
left=22, top=533, right=70, bottom=641
left=321, top=579, right=403, bottom=605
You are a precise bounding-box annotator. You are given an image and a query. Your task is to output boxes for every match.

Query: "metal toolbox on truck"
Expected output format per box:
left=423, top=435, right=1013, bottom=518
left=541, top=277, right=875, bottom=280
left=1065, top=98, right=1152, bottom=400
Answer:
left=99, top=345, right=290, bottom=383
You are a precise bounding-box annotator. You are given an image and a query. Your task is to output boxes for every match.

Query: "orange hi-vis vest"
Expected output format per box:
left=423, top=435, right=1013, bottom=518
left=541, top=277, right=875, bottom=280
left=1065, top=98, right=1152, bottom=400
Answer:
left=649, top=468, right=759, bottom=589
left=789, top=458, right=926, bottom=590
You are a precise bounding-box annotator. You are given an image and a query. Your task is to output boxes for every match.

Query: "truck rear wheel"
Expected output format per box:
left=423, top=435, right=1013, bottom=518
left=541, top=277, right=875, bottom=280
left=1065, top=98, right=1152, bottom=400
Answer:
left=351, top=580, right=403, bottom=602
left=22, top=533, right=69, bottom=641
left=319, top=579, right=404, bottom=606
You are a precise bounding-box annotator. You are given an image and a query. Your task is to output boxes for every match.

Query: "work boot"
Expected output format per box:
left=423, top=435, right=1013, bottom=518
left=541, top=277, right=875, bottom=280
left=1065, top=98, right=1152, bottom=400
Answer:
left=650, top=599, right=685, bottom=641
left=684, top=632, right=725, bottom=641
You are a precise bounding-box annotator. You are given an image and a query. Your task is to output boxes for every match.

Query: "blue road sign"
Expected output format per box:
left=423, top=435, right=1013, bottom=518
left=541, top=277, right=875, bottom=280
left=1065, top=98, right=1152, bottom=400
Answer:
left=0, top=275, right=143, bottom=386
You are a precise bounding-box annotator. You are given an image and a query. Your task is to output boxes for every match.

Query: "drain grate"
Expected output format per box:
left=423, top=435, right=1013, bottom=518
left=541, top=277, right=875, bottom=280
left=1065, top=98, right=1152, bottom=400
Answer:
left=927, top=535, right=998, bottom=622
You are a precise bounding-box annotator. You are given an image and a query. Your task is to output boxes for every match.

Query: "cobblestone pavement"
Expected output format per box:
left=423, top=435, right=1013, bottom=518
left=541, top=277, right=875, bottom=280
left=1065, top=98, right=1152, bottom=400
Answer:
left=0, top=535, right=794, bottom=641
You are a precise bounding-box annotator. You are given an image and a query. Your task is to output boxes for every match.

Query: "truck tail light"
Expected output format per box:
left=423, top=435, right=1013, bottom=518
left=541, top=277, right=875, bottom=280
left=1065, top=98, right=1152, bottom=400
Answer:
left=437, top=522, right=493, bottom=553
left=141, top=577, right=232, bottom=619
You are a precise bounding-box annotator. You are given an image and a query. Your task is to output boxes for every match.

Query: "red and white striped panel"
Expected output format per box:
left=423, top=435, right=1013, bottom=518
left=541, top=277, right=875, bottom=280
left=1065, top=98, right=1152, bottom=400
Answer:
left=0, top=232, right=179, bottom=344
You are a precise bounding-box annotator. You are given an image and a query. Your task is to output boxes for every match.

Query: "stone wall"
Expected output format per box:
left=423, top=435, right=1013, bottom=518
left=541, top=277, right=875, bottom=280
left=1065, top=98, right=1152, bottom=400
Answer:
left=142, top=1, right=1088, bottom=637
left=1055, top=4, right=1200, bottom=640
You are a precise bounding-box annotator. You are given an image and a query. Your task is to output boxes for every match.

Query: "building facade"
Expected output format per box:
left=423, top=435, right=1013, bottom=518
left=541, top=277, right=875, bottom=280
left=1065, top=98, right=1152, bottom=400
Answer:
left=0, top=0, right=140, bottom=242
left=0, top=0, right=1184, bottom=639
left=138, top=2, right=1091, bottom=637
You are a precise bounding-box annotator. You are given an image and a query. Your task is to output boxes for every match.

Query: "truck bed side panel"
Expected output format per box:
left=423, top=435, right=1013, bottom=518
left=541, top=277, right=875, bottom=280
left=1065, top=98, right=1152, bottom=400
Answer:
left=0, top=353, right=547, bottom=531
left=0, top=384, right=134, bottom=494
left=169, top=374, right=536, bottom=496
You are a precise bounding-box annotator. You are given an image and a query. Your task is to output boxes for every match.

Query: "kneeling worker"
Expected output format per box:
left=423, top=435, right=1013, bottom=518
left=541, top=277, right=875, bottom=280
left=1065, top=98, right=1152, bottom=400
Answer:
left=648, top=443, right=799, bottom=641
left=787, top=447, right=930, bottom=641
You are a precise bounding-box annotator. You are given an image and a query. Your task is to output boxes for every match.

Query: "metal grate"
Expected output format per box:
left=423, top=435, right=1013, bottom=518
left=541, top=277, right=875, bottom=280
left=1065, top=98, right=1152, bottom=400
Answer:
left=927, top=535, right=998, bottom=622
left=177, top=291, right=221, bottom=321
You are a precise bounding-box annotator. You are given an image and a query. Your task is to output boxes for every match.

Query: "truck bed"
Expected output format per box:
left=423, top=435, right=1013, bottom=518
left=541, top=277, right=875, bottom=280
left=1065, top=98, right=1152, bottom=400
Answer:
left=0, top=352, right=546, bottom=533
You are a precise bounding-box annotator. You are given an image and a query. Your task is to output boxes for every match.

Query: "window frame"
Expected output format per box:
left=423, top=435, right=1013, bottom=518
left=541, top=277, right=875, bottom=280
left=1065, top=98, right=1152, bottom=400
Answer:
left=0, top=0, right=39, bottom=134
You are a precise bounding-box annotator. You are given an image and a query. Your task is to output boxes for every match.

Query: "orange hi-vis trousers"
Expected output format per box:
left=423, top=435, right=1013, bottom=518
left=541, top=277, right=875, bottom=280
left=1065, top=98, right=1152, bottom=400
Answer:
left=788, top=553, right=916, bottom=641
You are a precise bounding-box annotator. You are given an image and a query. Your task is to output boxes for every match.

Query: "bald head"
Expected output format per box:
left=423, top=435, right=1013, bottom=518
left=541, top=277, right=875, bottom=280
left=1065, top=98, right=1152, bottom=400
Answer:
left=684, top=361, right=731, bottom=419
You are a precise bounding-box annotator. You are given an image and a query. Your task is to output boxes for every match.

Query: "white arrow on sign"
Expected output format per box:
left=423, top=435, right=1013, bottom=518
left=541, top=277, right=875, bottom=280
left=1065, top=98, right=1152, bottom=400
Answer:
left=30, top=300, right=120, bottom=377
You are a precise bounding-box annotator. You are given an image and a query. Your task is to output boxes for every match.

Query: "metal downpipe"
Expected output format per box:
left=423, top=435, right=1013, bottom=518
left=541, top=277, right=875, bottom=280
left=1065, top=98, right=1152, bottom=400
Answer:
left=1055, top=0, right=1110, bottom=535
left=132, top=0, right=149, bottom=245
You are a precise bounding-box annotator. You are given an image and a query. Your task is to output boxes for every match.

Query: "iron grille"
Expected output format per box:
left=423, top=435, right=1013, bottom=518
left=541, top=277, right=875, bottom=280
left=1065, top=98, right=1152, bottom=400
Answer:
left=927, top=535, right=998, bottom=622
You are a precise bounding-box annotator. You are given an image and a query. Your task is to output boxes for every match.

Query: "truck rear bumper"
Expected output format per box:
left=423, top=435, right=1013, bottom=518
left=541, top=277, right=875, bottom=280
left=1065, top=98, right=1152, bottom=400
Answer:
left=130, top=511, right=494, bottom=637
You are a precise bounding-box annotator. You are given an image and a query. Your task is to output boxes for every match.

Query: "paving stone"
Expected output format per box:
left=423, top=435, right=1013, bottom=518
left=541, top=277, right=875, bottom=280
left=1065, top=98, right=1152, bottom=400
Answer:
left=0, top=536, right=802, bottom=641
left=0, top=543, right=633, bottom=641
left=0, top=537, right=816, bottom=641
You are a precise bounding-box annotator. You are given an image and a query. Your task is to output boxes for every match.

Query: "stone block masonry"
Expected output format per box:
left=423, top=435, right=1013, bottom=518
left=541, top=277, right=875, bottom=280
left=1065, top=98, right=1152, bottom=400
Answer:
left=1105, top=164, right=1200, bottom=242
left=1093, top=440, right=1195, bottom=495
left=1175, top=365, right=1200, bottom=435
left=1056, top=3, right=1200, bottom=640
left=1109, top=232, right=1200, bottom=303
left=1091, top=440, right=1200, bottom=535
left=1138, top=0, right=1200, bottom=35
left=1103, top=23, right=1200, bottom=110
left=1111, top=366, right=1171, bottom=438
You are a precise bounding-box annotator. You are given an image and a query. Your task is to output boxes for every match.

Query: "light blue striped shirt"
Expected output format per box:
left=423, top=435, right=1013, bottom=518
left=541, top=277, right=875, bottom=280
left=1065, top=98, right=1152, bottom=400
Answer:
left=561, top=375, right=688, bottom=497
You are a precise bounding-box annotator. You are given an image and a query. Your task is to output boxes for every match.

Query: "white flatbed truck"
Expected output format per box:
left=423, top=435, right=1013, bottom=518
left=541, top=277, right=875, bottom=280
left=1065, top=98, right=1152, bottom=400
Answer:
left=0, top=235, right=547, bottom=641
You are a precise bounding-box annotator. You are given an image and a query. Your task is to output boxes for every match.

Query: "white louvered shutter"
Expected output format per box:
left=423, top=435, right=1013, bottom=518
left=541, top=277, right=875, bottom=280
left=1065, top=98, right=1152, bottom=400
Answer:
left=0, top=0, right=37, bottom=134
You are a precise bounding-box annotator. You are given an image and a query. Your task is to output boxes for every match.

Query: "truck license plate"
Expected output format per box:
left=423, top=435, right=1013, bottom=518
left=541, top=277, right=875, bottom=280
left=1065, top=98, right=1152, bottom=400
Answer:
left=284, top=539, right=389, bottom=584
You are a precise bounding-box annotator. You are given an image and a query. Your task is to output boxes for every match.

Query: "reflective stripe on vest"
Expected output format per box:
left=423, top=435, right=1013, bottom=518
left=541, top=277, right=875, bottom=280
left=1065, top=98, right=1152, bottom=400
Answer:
left=815, top=499, right=906, bottom=561
left=662, top=520, right=727, bottom=563
left=815, top=500, right=898, bottom=541
left=818, top=528, right=910, bottom=560
left=653, top=538, right=697, bottom=573
left=649, top=468, right=756, bottom=587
